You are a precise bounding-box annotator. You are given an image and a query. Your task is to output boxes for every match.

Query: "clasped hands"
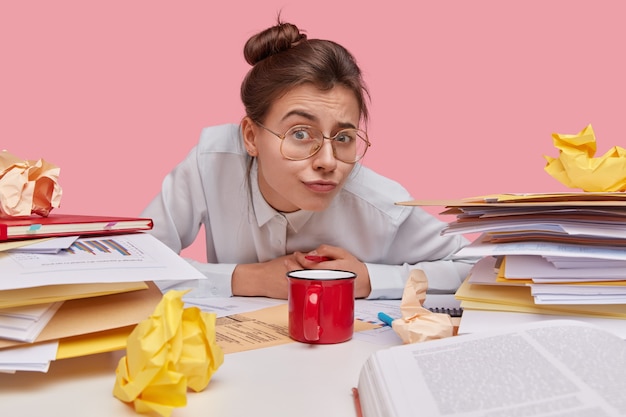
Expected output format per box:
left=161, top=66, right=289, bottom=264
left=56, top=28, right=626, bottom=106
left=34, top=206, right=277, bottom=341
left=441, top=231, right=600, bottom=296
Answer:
left=232, top=244, right=371, bottom=299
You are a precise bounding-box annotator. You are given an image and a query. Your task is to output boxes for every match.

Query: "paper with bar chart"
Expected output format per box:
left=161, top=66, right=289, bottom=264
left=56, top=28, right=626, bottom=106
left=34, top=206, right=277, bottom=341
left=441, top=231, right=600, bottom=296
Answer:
left=0, top=233, right=205, bottom=290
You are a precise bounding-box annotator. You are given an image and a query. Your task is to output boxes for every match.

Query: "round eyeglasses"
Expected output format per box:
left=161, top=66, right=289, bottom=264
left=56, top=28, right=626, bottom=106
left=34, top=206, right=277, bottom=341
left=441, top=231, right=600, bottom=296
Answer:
left=255, top=122, right=371, bottom=163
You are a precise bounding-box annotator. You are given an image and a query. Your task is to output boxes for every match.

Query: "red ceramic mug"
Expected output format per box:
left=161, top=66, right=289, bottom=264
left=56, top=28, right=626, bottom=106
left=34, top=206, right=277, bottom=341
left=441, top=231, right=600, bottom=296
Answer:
left=287, top=269, right=356, bottom=344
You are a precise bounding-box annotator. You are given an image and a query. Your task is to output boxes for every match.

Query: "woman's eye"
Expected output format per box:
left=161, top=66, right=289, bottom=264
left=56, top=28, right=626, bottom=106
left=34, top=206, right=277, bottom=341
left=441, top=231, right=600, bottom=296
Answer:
left=291, top=129, right=311, bottom=141
left=335, top=132, right=354, bottom=144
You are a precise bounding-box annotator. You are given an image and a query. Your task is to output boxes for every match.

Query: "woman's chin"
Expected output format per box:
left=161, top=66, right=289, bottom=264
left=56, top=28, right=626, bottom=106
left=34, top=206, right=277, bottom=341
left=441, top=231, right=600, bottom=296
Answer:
left=298, top=198, right=334, bottom=212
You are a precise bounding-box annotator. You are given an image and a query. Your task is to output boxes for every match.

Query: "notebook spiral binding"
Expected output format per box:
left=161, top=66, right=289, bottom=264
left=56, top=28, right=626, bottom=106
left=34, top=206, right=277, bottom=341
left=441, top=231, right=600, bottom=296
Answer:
left=427, top=307, right=463, bottom=317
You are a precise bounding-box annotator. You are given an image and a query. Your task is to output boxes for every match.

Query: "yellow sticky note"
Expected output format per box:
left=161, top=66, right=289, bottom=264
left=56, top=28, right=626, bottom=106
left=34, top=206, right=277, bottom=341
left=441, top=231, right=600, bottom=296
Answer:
left=544, top=124, right=626, bottom=192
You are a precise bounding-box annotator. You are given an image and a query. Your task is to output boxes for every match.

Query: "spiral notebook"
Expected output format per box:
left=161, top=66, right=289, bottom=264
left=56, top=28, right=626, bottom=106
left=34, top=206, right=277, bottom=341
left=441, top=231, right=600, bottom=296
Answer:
left=425, top=306, right=463, bottom=317
left=355, top=293, right=463, bottom=326
left=422, top=293, right=463, bottom=317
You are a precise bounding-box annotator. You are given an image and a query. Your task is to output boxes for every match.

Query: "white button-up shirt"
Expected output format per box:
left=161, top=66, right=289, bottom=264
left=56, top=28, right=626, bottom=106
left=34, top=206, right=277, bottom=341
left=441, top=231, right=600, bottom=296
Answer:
left=141, top=124, right=476, bottom=299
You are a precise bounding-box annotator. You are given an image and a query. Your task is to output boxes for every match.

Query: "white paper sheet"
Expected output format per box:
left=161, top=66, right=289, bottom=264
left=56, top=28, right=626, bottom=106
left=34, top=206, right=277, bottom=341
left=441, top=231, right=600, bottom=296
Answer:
left=0, top=233, right=205, bottom=290
left=0, top=302, right=63, bottom=342
left=0, top=341, right=58, bottom=373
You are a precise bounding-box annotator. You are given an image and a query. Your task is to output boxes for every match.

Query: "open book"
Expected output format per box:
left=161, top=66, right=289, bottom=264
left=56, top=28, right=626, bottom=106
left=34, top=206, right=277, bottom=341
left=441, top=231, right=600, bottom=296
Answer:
left=356, top=320, right=626, bottom=417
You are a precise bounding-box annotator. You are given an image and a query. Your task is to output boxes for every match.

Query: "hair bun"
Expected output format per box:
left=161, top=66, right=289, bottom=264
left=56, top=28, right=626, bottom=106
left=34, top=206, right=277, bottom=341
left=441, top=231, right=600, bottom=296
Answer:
left=244, top=21, right=307, bottom=66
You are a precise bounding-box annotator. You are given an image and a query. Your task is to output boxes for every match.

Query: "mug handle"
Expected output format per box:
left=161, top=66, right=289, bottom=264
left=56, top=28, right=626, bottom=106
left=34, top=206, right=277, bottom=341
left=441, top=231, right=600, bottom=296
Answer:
left=303, top=284, right=322, bottom=341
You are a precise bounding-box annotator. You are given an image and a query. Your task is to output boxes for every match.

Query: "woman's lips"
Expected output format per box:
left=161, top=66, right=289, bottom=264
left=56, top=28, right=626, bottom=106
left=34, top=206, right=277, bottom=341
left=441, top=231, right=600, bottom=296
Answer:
left=303, top=181, right=337, bottom=192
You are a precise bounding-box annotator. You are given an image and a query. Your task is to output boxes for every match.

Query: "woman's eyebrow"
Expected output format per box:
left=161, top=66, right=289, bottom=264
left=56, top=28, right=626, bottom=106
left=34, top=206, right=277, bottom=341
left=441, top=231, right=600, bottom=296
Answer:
left=281, top=109, right=318, bottom=123
left=337, top=121, right=357, bottom=129
left=281, top=110, right=357, bottom=129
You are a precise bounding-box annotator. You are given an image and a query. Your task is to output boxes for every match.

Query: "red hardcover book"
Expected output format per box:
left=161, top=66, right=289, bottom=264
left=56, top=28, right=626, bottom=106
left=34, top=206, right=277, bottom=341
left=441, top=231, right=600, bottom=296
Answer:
left=0, top=214, right=153, bottom=241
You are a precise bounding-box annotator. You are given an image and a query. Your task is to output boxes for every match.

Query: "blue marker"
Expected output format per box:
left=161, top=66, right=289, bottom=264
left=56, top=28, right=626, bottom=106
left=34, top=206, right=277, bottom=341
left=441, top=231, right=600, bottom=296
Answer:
left=377, top=312, right=395, bottom=326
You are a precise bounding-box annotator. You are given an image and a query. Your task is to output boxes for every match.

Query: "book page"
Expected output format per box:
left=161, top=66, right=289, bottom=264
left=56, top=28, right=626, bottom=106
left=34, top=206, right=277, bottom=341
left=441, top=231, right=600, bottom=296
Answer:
left=362, top=320, right=626, bottom=417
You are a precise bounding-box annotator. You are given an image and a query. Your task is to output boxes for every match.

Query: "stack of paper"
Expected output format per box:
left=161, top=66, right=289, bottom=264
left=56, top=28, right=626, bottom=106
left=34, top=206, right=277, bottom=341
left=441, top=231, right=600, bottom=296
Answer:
left=0, top=232, right=206, bottom=372
left=399, top=193, right=626, bottom=337
left=0, top=302, right=63, bottom=343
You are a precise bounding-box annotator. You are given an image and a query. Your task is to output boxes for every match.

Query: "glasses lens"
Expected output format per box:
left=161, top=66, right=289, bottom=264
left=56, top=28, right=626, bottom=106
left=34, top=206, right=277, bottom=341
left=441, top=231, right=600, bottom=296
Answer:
left=282, top=126, right=323, bottom=160
left=332, top=129, right=369, bottom=163
left=281, top=126, right=369, bottom=162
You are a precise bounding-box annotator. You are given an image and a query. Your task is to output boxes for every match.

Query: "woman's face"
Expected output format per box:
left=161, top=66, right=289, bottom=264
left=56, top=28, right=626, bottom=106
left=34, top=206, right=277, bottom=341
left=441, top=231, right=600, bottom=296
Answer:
left=243, top=84, right=361, bottom=213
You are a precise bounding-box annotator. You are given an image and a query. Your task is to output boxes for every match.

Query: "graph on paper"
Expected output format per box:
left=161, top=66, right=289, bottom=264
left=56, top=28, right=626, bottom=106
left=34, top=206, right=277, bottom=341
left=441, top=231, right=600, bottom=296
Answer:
left=0, top=233, right=206, bottom=291
left=7, top=235, right=156, bottom=269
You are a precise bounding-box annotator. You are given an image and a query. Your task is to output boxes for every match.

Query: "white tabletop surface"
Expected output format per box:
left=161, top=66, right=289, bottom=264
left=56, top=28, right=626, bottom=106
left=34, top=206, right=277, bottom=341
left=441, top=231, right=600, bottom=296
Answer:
left=0, top=333, right=397, bottom=417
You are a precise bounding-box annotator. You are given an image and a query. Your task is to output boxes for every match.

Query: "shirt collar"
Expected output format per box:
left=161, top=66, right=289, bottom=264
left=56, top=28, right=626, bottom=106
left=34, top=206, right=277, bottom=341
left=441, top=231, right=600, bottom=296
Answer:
left=250, top=160, right=314, bottom=232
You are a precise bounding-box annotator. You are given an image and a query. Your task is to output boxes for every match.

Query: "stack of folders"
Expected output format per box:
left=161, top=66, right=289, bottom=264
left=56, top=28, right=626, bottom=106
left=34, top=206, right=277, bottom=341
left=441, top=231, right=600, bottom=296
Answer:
left=0, top=214, right=206, bottom=373
left=399, top=193, right=626, bottom=338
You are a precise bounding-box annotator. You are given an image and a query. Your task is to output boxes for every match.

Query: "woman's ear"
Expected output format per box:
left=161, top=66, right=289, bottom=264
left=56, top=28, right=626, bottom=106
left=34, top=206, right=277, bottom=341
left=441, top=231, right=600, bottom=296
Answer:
left=241, top=117, right=258, bottom=157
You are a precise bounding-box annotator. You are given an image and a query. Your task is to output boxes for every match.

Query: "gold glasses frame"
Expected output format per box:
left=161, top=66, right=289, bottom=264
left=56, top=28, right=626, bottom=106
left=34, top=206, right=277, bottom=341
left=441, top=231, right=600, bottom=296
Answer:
left=255, top=121, right=371, bottom=163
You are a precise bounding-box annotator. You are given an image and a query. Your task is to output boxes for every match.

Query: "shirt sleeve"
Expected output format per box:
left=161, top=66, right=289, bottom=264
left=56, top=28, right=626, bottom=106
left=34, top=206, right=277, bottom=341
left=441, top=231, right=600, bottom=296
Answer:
left=141, top=145, right=207, bottom=254
left=153, top=259, right=236, bottom=297
left=365, top=205, right=478, bottom=299
left=365, top=257, right=475, bottom=299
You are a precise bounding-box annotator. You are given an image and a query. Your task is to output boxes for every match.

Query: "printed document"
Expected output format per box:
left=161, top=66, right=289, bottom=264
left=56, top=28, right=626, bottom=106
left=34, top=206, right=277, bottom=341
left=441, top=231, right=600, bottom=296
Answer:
left=0, top=233, right=205, bottom=290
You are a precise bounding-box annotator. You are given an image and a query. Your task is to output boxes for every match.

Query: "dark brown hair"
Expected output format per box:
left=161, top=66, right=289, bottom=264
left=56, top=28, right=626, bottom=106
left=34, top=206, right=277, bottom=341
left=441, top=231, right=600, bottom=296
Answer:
left=240, top=20, right=370, bottom=125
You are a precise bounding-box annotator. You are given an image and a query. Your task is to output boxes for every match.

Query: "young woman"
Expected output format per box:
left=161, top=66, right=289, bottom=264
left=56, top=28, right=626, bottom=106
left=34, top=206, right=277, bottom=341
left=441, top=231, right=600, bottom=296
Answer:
left=141, top=20, right=476, bottom=299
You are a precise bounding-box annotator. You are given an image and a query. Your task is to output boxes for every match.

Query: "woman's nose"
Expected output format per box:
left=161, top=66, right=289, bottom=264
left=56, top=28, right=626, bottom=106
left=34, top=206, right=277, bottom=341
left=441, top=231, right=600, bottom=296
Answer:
left=312, top=138, right=338, bottom=169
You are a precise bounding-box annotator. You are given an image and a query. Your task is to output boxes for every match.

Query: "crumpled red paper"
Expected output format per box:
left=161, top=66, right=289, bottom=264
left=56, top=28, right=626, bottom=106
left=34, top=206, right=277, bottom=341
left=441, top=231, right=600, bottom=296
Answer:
left=544, top=124, right=626, bottom=192
left=391, top=269, right=454, bottom=343
left=0, top=150, right=62, bottom=217
left=113, top=290, right=224, bottom=417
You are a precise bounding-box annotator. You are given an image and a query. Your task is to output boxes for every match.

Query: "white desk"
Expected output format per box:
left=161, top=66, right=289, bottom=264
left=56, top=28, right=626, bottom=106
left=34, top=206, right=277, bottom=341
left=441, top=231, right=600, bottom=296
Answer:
left=0, top=334, right=396, bottom=417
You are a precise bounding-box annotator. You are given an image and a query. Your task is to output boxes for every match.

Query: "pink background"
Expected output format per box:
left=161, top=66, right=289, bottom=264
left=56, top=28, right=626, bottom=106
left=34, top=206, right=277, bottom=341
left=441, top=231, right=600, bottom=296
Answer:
left=2, top=1, right=624, bottom=260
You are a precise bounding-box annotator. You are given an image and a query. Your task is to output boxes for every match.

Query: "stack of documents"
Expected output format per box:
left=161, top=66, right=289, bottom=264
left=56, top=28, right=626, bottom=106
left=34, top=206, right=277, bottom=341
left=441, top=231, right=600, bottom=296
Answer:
left=0, top=301, right=63, bottom=343
left=0, top=229, right=206, bottom=372
left=399, top=193, right=626, bottom=337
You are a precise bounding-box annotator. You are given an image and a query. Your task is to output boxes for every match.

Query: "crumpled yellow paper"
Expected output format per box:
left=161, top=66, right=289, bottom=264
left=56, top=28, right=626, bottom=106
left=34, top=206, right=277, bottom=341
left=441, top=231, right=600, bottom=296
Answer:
left=0, top=150, right=62, bottom=217
left=544, top=124, right=626, bottom=192
left=113, top=290, right=224, bottom=417
left=391, top=269, right=454, bottom=344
